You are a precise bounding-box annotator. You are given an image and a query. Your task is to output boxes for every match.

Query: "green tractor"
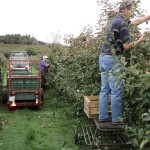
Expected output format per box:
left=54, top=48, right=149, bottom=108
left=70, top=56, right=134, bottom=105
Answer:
left=2, top=59, right=44, bottom=109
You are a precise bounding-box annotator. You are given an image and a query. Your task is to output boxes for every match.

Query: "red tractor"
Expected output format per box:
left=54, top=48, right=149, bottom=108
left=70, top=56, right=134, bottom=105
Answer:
left=2, top=59, right=44, bottom=109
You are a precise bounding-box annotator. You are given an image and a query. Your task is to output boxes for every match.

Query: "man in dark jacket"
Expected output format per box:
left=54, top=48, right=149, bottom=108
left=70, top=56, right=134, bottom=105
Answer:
left=99, top=1, right=150, bottom=125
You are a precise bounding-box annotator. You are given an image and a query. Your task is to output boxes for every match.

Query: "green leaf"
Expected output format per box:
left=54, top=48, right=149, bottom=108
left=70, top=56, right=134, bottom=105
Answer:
left=143, top=116, right=150, bottom=122
left=140, top=139, right=150, bottom=148
left=142, top=113, right=149, bottom=117
left=133, top=138, right=139, bottom=146
left=139, top=88, right=145, bottom=96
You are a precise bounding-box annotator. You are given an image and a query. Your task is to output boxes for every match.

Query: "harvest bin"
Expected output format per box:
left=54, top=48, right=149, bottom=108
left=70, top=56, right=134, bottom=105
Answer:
left=84, top=95, right=111, bottom=118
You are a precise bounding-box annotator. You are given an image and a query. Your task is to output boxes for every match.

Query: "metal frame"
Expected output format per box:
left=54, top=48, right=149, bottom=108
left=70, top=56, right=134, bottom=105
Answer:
left=75, top=118, right=133, bottom=150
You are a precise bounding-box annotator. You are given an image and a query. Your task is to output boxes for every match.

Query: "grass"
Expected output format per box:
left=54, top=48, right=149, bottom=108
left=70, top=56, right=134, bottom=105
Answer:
left=0, top=88, right=94, bottom=150
left=0, top=44, right=118, bottom=150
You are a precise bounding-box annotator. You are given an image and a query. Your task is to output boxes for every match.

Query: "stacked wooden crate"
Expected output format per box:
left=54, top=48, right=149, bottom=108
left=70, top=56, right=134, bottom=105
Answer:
left=84, top=95, right=111, bottom=118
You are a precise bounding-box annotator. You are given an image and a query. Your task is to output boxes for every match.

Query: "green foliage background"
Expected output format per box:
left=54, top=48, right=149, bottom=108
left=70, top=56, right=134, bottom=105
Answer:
left=0, top=0, right=150, bottom=149
left=46, top=0, right=150, bottom=149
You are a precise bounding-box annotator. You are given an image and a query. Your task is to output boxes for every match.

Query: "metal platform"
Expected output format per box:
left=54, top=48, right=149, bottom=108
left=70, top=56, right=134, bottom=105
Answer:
left=93, top=118, right=123, bottom=131
left=74, top=118, right=132, bottom=150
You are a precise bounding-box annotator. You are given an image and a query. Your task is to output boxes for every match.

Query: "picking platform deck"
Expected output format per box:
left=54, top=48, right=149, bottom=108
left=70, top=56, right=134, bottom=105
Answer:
left=74, top=118, right=133, bottom=150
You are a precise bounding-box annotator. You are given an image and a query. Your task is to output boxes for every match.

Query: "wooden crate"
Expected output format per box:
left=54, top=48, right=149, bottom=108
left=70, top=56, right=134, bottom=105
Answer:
left=84, top=95, right=111, bottom=118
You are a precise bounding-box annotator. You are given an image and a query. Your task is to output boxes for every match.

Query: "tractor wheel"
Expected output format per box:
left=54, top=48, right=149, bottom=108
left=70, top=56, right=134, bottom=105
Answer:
left=35, top=102, right=42, bottom=110
left=2, top=88, right=8, bottom=104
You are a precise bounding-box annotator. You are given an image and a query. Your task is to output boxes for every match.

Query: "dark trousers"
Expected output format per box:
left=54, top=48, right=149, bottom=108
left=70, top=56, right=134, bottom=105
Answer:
left=41, top=71, right=47, bottom=92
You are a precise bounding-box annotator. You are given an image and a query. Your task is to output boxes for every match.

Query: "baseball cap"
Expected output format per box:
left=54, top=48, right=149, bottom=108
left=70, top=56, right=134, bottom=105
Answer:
left=43, top=55, right=48, bottom=60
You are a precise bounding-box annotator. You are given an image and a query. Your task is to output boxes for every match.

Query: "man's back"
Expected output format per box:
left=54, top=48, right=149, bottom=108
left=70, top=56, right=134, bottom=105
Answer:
left=101, top=15, right=131, bottom=55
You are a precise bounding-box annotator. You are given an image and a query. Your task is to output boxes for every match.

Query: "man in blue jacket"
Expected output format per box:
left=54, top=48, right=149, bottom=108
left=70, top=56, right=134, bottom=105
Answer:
left=41, top=55, right=49, bottom=73
left=41, top=55, right=50, bottom=92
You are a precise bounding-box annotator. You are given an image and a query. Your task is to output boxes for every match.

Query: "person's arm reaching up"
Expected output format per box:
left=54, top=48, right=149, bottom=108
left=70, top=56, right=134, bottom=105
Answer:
left=130, top=15, right=150, bottom=26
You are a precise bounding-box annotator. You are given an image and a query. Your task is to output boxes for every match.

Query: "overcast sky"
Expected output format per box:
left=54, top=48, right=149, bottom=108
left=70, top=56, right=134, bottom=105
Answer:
left=0, top=0, right=149, bottom=43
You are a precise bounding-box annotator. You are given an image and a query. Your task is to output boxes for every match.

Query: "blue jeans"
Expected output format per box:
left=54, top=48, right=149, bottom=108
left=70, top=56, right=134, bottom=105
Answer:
left=99, top=54, right=123, bottom=123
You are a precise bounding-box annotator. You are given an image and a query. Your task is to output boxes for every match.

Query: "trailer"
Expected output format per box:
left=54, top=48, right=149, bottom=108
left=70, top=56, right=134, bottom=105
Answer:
left=2, top=59, right=44, bottom=109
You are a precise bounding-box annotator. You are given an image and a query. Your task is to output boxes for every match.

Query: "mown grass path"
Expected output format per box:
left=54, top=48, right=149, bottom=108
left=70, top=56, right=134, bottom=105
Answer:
left=0, top=89, right=92, bottom=150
